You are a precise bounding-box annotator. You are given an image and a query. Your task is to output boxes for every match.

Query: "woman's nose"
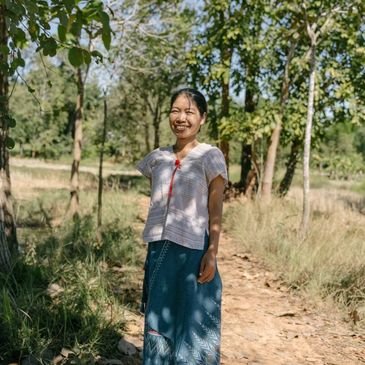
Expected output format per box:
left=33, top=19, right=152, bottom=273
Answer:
left=177, top=111, right=187, bottom=121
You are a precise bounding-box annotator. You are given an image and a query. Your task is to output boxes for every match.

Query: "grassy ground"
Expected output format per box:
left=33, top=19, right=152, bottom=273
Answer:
left=227, top=164, right=365, bottom=329
left=2, top=160, right=364, bottom=363
left=0, top=166, right=148, bottom=364
left=224, top=181, right=365, bottom=329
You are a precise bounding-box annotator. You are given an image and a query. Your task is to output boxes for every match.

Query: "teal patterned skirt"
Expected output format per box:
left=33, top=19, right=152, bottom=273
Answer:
left=140, top=231, right=222, bottom=364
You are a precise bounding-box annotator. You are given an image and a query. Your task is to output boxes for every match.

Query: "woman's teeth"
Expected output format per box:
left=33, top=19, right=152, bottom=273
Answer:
left=176, top=126, right=187, bottom=130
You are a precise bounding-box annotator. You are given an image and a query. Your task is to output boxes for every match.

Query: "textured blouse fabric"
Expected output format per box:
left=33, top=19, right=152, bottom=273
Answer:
left=136, top=143, right=228, bottom=250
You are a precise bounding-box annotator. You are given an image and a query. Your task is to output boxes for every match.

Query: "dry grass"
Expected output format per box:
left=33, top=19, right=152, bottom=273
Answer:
left=1, top=162, right=146, bottom=363
left=224, top=187, right=365, bottom=328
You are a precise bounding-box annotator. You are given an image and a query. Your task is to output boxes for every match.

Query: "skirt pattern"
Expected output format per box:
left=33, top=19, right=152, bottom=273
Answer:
left=141, top=231, right=222, bottom=364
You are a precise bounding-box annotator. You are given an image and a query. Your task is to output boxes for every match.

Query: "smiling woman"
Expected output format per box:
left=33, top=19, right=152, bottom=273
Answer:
left=136, top=88, right=227, bottom=364
left=169, top=89, right=206, bottom=142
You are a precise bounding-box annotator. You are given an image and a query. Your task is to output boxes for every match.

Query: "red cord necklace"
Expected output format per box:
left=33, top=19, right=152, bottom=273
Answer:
left=168, top=158, right=181, bottom=198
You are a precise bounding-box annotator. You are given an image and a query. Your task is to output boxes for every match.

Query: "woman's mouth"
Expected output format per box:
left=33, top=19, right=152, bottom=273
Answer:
left=175, top=125, right=189, bottom=131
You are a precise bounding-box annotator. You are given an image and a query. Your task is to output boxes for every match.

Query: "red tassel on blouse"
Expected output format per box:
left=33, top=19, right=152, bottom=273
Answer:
left=168, top=159, right=181, bottom=198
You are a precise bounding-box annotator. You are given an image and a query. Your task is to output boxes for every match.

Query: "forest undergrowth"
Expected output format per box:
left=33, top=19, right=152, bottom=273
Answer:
left=0, top=168, right=147, bottom=364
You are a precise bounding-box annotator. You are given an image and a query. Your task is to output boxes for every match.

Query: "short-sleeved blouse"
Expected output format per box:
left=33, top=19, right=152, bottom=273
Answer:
left=136, top=143, right=227, bottom=250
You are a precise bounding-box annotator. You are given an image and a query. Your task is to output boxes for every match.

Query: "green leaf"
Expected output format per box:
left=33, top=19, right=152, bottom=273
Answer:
left=68, top=47, right=83, bottom=67
left=28, top=20, right=40, bottom=41
left=99, top=11, right=110, bottom=30
left=82, top=49, right=91, bottom=65
left=102, top=29, right=111, bottom=50
left=58, top=11, right=68, bottom=27
left=91, top=50, right=103, bottom=63
left=5, top=136, right=15, bottom=150
left=14, top=28, right=27, bottom=47
left=41, top=37, right=58, bottom=57
left=4, top=116, right=16, bottom=128
left=58, top=25, right=67, bottom=42
left=70, top=21, right=82, bottom=37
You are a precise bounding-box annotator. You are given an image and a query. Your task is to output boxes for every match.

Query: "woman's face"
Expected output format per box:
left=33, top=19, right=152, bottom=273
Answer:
left=169, top=94, right=206, bottom=142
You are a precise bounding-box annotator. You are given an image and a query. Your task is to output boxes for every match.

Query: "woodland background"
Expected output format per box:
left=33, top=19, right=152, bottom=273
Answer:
left=0, top=0, right=364, bottom=364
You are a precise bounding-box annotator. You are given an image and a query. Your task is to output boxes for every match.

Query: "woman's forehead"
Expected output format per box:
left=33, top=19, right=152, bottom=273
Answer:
left=172, top=94, right=198, bottom=109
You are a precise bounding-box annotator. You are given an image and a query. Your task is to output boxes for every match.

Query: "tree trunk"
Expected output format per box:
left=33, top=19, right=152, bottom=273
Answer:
left=69, top=68, right=84, bottom=220
left=301, top=41, right=316, bottom=235
left=278, top=137, right=301, bottom=197
left=239, top=86, right=258, bottom=194
left=261, top=41, right=296, bottom=200
left=153, top=103, right=160, bottom=149
left=143, top=106, right=151, bottom=153
left=219, top=48, right=232, bottom=175
left=97, top=92, right=108, bottom=235
left=0, top=5, right=17, bottom=270
left=239, top=143, right=252, bottom=189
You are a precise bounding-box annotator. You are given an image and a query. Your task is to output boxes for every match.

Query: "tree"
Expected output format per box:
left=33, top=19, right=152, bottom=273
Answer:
left=0, top=0, right=110, bottom=269
left=109, top=0, right=192, bottom=153
left=189, top=0, right=245, bottom=174
left=261, top=38, right=298, bottom=200
left=298, top=1, right=360, bottom=234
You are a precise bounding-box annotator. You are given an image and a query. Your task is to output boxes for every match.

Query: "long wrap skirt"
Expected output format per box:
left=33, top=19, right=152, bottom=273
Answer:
left=140, top=231, right=222, bottom=365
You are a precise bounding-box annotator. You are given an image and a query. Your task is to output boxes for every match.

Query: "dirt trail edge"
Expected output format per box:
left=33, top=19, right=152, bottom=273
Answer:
left=219, top=234, right=364, bottom=365
left=125, top=196, right=365, bottom=365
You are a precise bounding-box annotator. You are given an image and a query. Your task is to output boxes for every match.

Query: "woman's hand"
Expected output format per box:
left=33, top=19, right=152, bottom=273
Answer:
left=198, top=250, right=216, bottom=284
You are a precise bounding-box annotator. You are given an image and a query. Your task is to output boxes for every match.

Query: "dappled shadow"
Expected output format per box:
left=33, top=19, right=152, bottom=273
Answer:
left=0, top=260, right=125, bottom=364
left=105, top=174, right=145, bottom=191
left=0, top=215, right=144, bottom=364
left=339, top=195, right=365, bottom=215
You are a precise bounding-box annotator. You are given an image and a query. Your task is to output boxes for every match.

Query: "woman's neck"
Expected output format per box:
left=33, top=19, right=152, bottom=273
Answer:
left=174, top=138, right=199, bottom=152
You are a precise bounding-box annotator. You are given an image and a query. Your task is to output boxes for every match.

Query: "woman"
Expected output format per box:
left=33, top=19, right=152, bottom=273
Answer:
left=136, top=88, right=227, bottom=364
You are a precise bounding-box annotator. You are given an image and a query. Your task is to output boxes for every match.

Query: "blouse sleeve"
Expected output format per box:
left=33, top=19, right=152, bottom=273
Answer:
left=204, top=147, right=228, bottom=186
left=136, top=151, right=155, bottom=179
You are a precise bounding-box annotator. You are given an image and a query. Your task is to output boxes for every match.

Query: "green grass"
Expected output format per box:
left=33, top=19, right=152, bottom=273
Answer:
left=1, top=180, right=146, bottom=363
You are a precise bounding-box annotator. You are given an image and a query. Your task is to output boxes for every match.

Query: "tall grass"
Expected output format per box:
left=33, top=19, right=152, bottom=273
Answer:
left=224, top=190, right=365, bottom=328
left=0, top=184, right=146, bottom=363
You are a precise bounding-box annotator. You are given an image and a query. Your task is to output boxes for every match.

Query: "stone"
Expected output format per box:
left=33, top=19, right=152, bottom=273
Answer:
left=118, top=338, right=137, bottom=356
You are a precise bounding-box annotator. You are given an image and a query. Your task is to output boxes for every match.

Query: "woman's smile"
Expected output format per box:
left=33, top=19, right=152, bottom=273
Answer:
left=174, top=124, right=189, bottom=132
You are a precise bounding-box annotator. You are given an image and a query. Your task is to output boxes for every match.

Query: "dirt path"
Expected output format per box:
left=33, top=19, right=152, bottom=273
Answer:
left=10, top=157, right=139, bottom=176
left=219, top=234, right=364, bottom=365
left=124, top=197, right=365, bottom=365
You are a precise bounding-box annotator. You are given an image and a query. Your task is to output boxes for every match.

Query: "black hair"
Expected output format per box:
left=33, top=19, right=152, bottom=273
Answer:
left=170, top=88, right=208, bottom=117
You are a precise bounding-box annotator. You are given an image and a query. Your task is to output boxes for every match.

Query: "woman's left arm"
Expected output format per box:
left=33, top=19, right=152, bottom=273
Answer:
left=198, top=175, right=225, bottom=283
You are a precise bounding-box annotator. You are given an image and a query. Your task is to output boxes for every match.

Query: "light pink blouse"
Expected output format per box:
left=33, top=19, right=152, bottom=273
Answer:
left=136, top=143, right=228, bottom=250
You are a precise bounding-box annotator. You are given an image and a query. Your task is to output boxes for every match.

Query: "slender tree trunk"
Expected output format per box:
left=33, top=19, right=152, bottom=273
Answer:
left=278, top=137, right=301, bottom=197
left=69, top=68, right=84, bottom=220
left=239, top=85, right=258, bottom=195
left=261, top=41, right=296, bottom=200
left=97, top=92, right=108, bottom=235
left=245, top=147, right=260, bottom=199
left=219, top=80, right=230, bottom=173
left=219, top=48, right=232, bottom=176
left=153, top=103, right=160, bottom=149
left=143, top=106, right=151, bottom=153
left=301, top=41, right=316, bottom=235
left=0, top=5, right=17, bottom=270
left=240, top=143, right=252, bottom=189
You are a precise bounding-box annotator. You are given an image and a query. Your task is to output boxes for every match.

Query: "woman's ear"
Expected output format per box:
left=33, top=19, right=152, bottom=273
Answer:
left=200, top=112, right=207, bottom=126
